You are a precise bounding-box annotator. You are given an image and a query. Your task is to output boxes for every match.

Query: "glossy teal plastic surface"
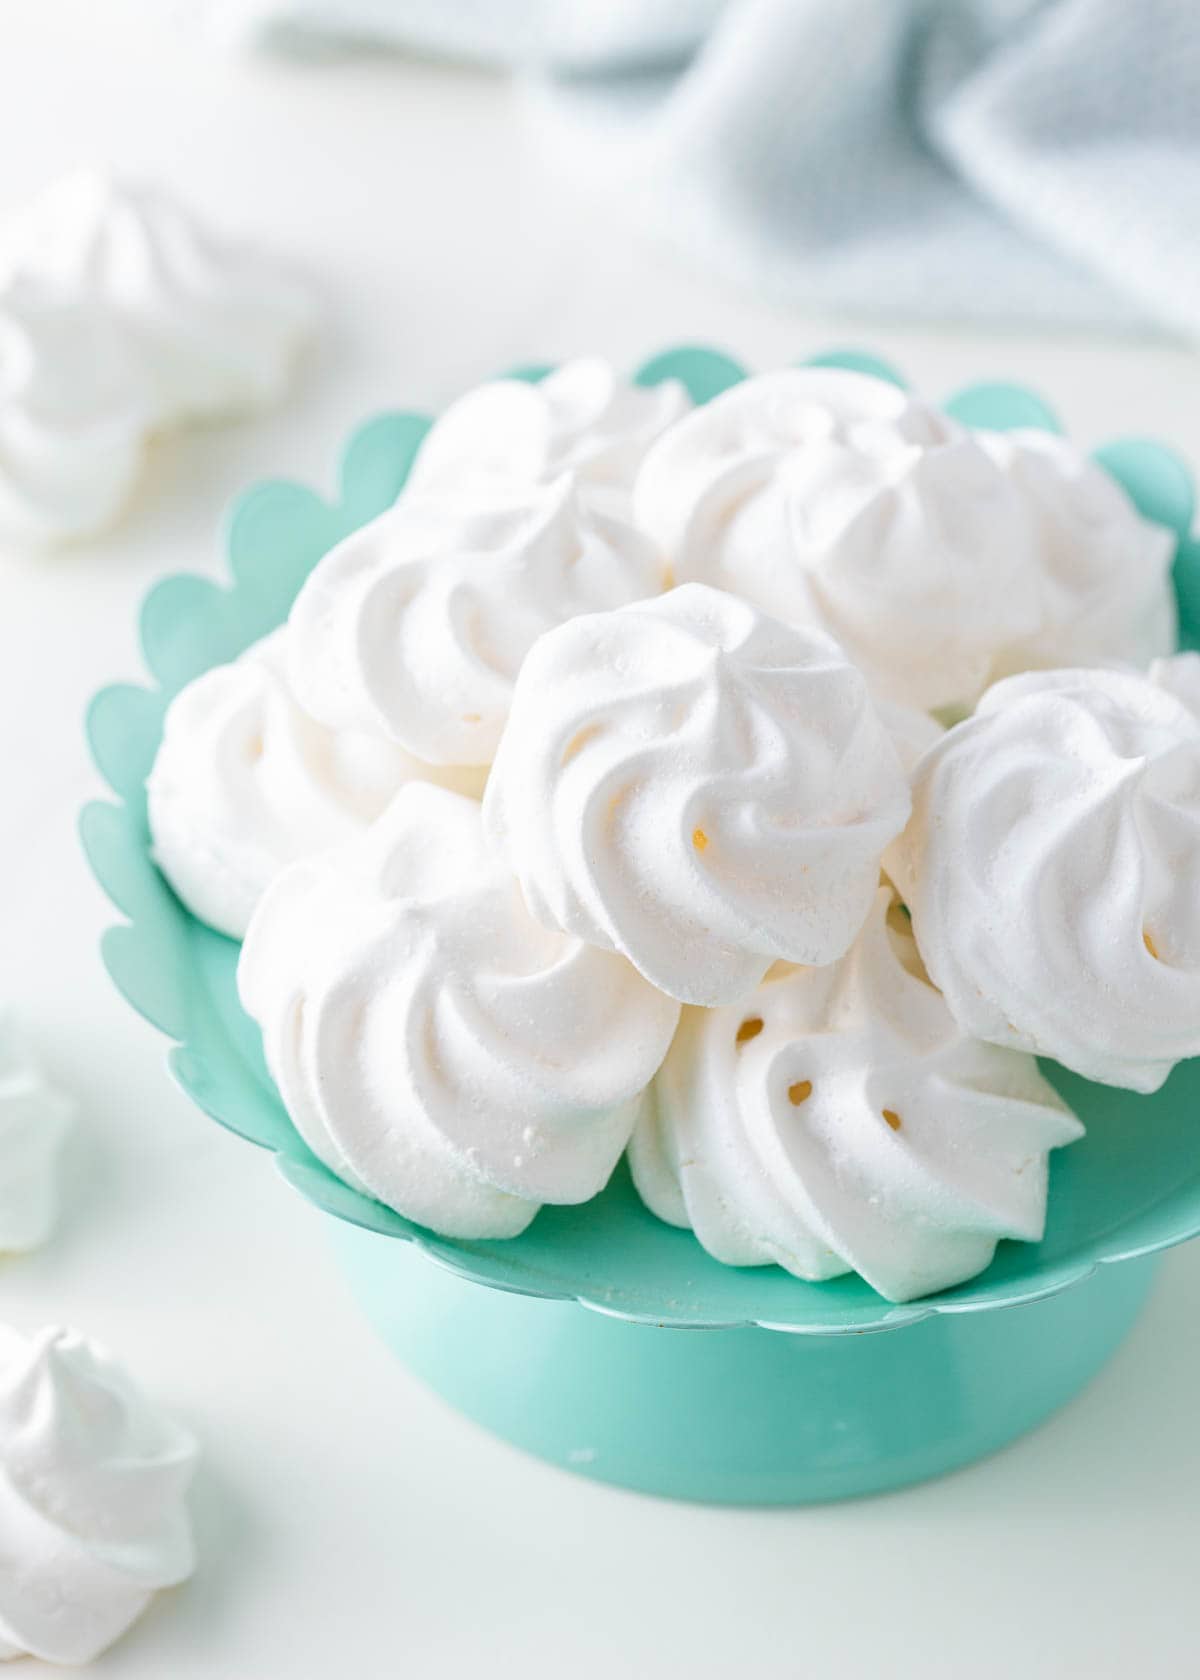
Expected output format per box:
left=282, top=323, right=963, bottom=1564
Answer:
left=82, top=347, right=1200, bottom=1501
left=334, top=1220, right=1159, bottom=1503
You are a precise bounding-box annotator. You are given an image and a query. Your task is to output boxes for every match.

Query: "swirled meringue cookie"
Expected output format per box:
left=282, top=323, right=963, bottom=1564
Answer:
left=0, top=170, right=314, bottom=421
left=888, top=657, right=1200, bottom=1092
left=148, top=628, right=482, bottom=940
left=630, top=888, right=1082, bottom=1302
left=407, top=357, right=690, bottom=511
left=288, top=475, right=665, bottom=767
left=981, top=428, right=1177, bottom=676
left=633, top=367, right=1041, bottom=712
left=238, top=783, right=680, bottom=1237
left=0, top=1013, right=74, bottom=1252
left=0, top=1324, right=197, bottom=1665
left=0, top=171, right=314, bottom=546
left=484, top=583, right=912, bottom=1008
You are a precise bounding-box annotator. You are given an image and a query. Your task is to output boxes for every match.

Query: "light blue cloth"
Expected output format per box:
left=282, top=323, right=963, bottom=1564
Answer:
left=205, top=0, right=1200, bottom=334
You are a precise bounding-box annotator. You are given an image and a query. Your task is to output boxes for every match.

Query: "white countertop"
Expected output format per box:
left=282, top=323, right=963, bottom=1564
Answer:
left=2, top=5, right=1198, bottom=1675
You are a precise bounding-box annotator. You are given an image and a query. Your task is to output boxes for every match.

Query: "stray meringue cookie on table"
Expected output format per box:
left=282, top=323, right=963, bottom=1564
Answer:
left=888, top=655, right=1200, bottom=1094
left=0, top=1324, right=198, bottom=1665
left=0, top=169, right=315, bottom=551
left=0, top=1011, right=74, bottom=1253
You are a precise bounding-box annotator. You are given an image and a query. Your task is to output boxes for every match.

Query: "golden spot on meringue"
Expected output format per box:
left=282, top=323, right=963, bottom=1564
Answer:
left=788, top=1079, right=813, bottom=1106
left=561, top=724, right=601, bottom=766
left=735, top=1016, right=764, bottom=1047
left=1144, top=929, right=1160, bottom=960
left=882, top=1108, right=903, bottom=1132
left=462, top=712, right=482, bottom=724
left=692, top=827, right=709, bottom=852
left=244, top=733, right=264, bottom=762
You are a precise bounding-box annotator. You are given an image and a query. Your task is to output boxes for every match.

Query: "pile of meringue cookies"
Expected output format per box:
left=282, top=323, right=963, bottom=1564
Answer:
left=148, top=354, right=1200, bottom=1308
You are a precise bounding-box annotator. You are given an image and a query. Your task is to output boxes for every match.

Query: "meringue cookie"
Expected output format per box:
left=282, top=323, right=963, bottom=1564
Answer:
left=484, top=583, right=912, bottom=1008
left=0, top=1324, right=197, bottom=1665
left=0, top=171, right=314, bottom=547
left=633, top=367, right=1041, bottom=712
left=0, top=1014, right=74, bottom=1253
left=888, top=658, right=1200, bottom=1092
left=238, top=783, right=680, bottom=1237
left=0, top=170, right=314, bottom=422
left=288, top=474, right=665, bottom=767
left=981, top=427, right=1177, bottom=677
left=629, top=887, right=1082, bottom=1303
left=148, top=627, right=483, bottom=941
left=407, top=357, right=691, bottom=510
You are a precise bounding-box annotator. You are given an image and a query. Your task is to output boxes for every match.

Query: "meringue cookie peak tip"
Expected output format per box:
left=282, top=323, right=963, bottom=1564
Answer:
left=484, top=581, right=911, bottom=1008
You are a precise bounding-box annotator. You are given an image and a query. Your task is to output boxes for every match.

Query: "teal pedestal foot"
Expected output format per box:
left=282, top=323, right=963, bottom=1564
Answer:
left=332, top=1223, right=1158, bottom=1505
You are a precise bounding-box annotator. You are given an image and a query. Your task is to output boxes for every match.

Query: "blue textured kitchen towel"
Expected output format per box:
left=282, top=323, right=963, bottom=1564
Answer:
left=204, top=0, right=1200, bottom=333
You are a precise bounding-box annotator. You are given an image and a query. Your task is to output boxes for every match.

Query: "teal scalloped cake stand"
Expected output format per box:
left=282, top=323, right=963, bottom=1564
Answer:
left=82, top=347, right=1200, bottom=1504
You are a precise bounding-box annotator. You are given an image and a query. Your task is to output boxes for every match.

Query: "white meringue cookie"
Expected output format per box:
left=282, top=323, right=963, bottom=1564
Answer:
left=0, top=170, right=314, bottom=422
left=483, top=583, right=912, bottom=1008
left=633, top=367, right=1041, bottom=712
left=630, top=887, right=1082, bottom=1303
left=980, top=427, right=1177, bottom=677
left=888, top=657, right=1200, bottom=1092
left=0, top=1014, right=74, bottom=1253
left=288, top=475, right=665, bottom=767
left=148, top=628, right=483, bottom=941
left=238, top=783, right=680, bottom=1238
left=407, top=357, right=691, bottom=510
left=0, top=1324, right=197, bottom=1665
left=0, top=171, right=314, bottom=547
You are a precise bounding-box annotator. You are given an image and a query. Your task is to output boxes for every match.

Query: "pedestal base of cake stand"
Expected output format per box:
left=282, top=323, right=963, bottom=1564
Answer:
left=330, top=1223, right=1157, bottom=1505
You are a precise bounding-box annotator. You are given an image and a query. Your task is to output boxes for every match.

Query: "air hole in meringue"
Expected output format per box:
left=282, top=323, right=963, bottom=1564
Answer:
left=882, top=1108, right=903, bottom=1131
left=692, top=827, right=709, bottom=852
left=788, top=1079, right=813, bottom=1106
left=735, top=1016, right=764, bottom=1047
left=1144, top=929, right=1160, bottom=960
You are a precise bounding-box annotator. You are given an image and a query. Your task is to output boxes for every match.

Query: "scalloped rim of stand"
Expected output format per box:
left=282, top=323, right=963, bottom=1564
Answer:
left=81, top=345, right=1200, bottom=1335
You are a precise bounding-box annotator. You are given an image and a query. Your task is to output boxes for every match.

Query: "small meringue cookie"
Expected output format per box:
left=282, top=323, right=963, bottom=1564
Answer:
left=238, top=783, right=680, bottom=1238
left=0, top=1014, right=74, bottom=1253
left=629, top=887, right=1083, bottom=1303
left=633, top=367, right=1041, bottom=712
left=148, top=628, right=483, bottom=940
left=980, top=427, right=1177, bottom=677
left=287, top=475, right=665, bottom=768
left=888, top=657, right=1200, bottom=1092
left=0, top=170, right=314, bottom=422
left=0, top=1324, right=198, bottom=1665
left=483, top=583, right=912, bottom=1008
left=0, top=171, right=314, bottom=547
left=407, top=357, right=691, bottom=511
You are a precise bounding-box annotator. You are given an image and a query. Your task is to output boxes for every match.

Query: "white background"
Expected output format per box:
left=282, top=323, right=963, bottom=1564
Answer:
left=1, top=4, right=1199, bottom=1675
